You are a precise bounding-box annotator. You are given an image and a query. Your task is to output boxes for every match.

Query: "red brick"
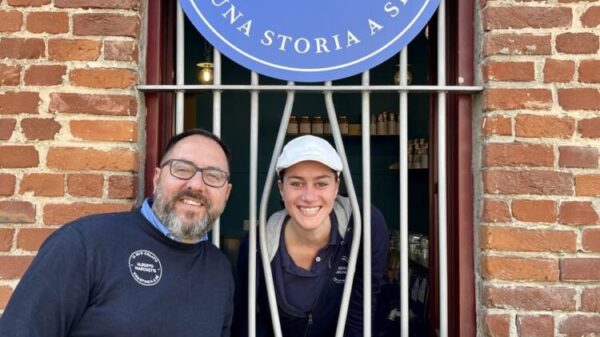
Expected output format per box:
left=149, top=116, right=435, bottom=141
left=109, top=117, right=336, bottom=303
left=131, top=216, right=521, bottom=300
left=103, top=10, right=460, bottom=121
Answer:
left=579, top=118, right=600, bottom=138
left=582, top=287, right=600, bottom=312
left=484, top=89, right=552, bottom=111
left=558, top=316, right=598, bottom=337
left=24, top=65, right=66, bottom=86
left=0, top=64, right=21, bottom=85
left=0, top=256, right=33, bottom=280
left=581, top=6, right=600, bottom=27
left=0, top=201, right=35, bottom=223
left=556, top=32, right=599, bottom=54
left=17, top=228, right=55, bottom=251
left=483, top=7, right=571, bottom=30
left=47, top=147, right=138, bottom=172
left=482, top=225, right=573, bottom=253
left=104, top=40, right=138, bottom=62
left=7, top=0, right=51, bottom=5
left=70, top=120, right=137, bottom=142
left=20, top=173, right=64, bottom=197
left=108, top=175, right=136, bottom=199
left=481, top=256, right=558, bottom=281
left=26, top=11, right=68, bottom=34
left=484, top=34, right=551, bottom=56
left=0, top=228, right=13, bottom=251
left=561, top=258, right=600, bottom=281
left=559, top=201, right=599, bottom=226
left=48, top=39, right=100, bottom=61
left=484, top=285, right=576, bottom=311
left=0, top=174, right=16, bottom=196
left=54, top=0, right=141, bottom=10
left=43, top=203, right=132, bottom=226
left=0, top=286, right=11, bottom=309
left=484, top=143, right=553, bottom=167
left=559, top=88, right=600, bottom=110
left=0, top=10, right=23, bottom=32
left=578, top=60, right=600, bottom=83
left=73, top=14, right=139, bottom=37
left=0, top=119, right=16, bottom=140
left=482, top=115, right=512, bottom=136
left=517, top=315, right=554, bottom=337
left=583, top=229, right=600, bottom=252
left=576, top=175, right=600, bottom=196
left=516, top=114, right=575, bottom=138
left=0, top=38, right=44, bottom=59
left=0, top=146, right=39, bottom=168
left=69, top=68, right=137, bottom=89
left=483, top=313, right=509, bottom=337
left=483, top=170, right=573, bottom=196
left=483, top=61, right=534, bottom=82
left=0, top=92, right=40, bottom=114
left=66, top=173, right=103, bottom=197
left=543, top=59, right=575, bottom=83
left=511, top=199, right=557, bottom=222
left=49, top=93, right=137, bottom=116
left=482, top=199, right=511, bottom=222
left=21, top=118, right=61, bottom=140
left=559, top=146, right=598, bottom=168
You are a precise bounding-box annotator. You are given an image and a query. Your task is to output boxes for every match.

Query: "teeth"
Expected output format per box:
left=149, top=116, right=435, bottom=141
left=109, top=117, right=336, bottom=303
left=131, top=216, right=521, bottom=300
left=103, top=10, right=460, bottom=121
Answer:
left=181, top=198, right=202, bottom=206
left=299, top=207, right=319, bottom=215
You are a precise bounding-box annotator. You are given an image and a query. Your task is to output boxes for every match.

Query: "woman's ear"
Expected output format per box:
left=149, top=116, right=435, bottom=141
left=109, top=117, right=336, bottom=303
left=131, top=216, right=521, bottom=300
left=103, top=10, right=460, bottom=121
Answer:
left=277, top=179, right=284, bottom=199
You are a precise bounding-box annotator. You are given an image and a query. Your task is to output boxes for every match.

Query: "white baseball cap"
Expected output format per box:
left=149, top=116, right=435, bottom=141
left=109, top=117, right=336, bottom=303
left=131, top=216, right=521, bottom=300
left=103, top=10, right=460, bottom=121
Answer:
left=276, top=135, right=343, bottom=176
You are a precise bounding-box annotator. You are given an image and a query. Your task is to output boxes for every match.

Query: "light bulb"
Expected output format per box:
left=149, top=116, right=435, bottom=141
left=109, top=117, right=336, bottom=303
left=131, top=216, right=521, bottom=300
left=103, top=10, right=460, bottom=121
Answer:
left=197, top=62, right=214, bottom=84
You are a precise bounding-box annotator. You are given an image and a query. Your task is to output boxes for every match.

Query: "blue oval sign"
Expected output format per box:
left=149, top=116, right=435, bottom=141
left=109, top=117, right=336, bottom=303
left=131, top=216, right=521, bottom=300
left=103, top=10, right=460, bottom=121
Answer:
left=180, top=0, right=440, bottom=82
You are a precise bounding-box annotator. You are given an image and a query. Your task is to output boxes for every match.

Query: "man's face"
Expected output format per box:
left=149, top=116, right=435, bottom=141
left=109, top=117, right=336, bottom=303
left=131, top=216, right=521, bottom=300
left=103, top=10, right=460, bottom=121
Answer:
left=152, top=135, right=232, bottom=243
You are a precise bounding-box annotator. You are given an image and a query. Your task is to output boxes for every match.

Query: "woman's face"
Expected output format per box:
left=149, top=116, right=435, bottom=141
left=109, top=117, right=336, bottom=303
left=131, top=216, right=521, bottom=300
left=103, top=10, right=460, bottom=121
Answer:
left=278, top=161, right=340, bottom=232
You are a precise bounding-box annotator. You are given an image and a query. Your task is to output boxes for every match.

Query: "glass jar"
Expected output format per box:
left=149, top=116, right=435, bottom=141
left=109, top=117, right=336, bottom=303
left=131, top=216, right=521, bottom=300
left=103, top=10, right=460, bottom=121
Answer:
left=311, top=116, right=323, bottom=135
left=299, top=116, right=311, bottom=134
left=338, top=116, right=349, bottom=135
left=323, top=117, right=331, bottom=134
left=287, top=116, right=298, bottom=135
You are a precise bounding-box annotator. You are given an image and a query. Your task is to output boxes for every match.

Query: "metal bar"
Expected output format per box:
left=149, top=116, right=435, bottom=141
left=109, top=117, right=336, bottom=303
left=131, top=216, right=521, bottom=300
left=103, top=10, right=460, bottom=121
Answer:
left=438, top=1, right=449, bottom=337
left=325, top=84, right=362, bottom=337
left=361, top=71, right=372, bottom=337
left=175, top=2, right=184, bottom=134
left=258, top=83, right=296, bottom=337
left=212, top=49, right=223, bottom=247
left=248, top=70, right=259, bottom=337
left=138, top=84, right=483, bottom=93
left=399, top=48, right=410, bottom=337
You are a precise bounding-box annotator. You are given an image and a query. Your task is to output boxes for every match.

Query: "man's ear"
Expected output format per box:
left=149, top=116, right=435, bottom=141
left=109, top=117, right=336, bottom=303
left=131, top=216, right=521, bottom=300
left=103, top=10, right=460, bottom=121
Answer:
left=152, top=167, right=161, bottom=194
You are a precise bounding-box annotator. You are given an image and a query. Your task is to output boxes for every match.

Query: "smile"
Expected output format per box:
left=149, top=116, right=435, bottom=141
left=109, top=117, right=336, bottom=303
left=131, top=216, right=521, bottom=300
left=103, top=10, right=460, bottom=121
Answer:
left=299, top=206, right=320, bottom=215
left=179, top=197, right=205, bottom=207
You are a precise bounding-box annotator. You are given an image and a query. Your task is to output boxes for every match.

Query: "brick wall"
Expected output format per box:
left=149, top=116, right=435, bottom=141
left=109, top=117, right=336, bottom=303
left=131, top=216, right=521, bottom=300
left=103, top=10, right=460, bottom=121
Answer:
left=479, top=0, right=600, bottom=336
left=0, top=0, right=143, bottom=311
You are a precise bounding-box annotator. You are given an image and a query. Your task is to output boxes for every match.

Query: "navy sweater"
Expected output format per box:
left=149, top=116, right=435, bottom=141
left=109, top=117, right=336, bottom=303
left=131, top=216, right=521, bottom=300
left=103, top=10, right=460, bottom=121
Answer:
left=0, top=209, right=234, bottom=337
left=234, top=197, right=389, bottom=337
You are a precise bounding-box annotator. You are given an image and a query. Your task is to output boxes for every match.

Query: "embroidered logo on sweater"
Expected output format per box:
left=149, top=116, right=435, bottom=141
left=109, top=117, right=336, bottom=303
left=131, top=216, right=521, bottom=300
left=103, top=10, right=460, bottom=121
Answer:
left=129, top=250, right=163, bottom=286
left=333, top=255, right=348, bottom=284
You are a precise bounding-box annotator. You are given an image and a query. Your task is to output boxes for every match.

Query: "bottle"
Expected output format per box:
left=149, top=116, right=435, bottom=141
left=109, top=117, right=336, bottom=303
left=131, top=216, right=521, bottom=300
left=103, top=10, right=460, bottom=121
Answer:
left=299, top=116, right=311, bottom=134
left=387, top=112, right=397, bottom=135
left=323, top=117, right=331, bottom=134
left=287, top=116, right=298, bottom=135
left=311, top=116, right=323, bottom=135
left=370, top=114, right=376, bottom=135
left=376, top=113, right=385, bottom=135
left=338, top=116, right=349, bottom=135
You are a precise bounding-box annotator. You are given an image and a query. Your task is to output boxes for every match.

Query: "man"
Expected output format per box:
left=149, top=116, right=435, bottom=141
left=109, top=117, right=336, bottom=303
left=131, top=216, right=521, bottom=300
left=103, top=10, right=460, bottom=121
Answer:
left=0, top=129, right=234, bottom=337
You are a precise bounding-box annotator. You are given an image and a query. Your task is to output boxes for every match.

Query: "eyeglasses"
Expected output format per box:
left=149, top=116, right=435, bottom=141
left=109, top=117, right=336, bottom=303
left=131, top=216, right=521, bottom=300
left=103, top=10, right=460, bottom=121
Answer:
left=161, top=159, right=230, bottom=188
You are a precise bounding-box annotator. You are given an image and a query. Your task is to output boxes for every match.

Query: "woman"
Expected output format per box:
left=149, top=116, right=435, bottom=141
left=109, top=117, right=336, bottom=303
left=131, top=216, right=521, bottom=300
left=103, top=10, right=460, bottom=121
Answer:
left=235, top=135, right=389, bottom=337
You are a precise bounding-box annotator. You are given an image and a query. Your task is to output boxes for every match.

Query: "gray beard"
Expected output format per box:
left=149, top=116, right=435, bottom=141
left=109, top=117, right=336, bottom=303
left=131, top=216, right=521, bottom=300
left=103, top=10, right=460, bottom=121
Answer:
left=152, top=186, right=215, bottom=242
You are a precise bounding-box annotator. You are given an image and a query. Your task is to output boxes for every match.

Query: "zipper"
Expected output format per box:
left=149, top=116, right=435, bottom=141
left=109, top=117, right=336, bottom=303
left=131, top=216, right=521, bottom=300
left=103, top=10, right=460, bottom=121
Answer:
left=303, top=312, right=314, bottom=337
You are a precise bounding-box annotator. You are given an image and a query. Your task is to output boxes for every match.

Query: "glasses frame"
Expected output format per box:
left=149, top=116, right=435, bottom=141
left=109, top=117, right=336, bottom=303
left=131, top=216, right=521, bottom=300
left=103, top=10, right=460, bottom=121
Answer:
left=160, top=159, right=230, bottom=188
